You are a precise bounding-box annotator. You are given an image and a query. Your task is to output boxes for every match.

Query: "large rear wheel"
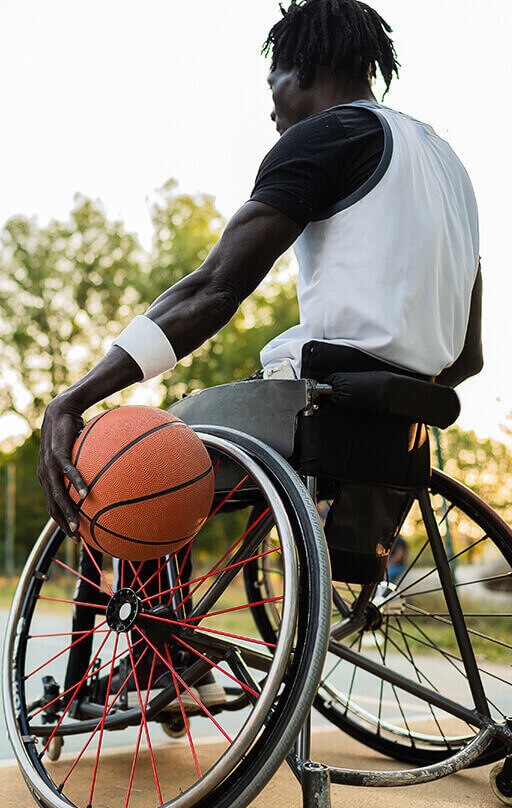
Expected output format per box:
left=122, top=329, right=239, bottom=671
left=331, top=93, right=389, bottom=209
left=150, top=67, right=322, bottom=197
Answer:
left=246, top=468, right=512, bottom=768
left=3, top=430, right=331, bottom=808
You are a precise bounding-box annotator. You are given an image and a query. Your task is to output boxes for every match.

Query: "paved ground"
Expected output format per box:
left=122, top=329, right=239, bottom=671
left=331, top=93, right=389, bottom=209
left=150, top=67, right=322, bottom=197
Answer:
left=0, top=728, right=503, bottom=808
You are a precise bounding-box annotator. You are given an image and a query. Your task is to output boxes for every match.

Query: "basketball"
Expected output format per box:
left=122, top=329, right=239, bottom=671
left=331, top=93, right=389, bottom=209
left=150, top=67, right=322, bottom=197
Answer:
left=69, top=406, right=214, bottom=562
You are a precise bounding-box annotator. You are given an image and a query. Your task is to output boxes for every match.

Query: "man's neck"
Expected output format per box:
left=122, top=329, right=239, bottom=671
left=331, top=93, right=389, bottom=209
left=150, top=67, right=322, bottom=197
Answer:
left=307, top=72, right=377, bottom=115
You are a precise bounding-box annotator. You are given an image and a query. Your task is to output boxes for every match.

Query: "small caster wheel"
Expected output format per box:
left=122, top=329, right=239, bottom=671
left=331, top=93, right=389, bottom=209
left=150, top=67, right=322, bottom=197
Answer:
left=45, top=736, right=64, bottom=762
left=161, top=720, right=187, bottom=739
left=490, top=762, right=512, bottom=805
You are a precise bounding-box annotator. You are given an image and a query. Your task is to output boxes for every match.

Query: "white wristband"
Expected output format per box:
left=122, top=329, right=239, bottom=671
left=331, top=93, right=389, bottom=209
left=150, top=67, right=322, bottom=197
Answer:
left=113, top=315, right=177, bottom=381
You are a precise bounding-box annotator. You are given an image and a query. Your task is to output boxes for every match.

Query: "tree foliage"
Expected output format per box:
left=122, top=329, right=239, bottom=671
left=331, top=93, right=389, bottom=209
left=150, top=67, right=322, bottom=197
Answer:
left=0, top=180, right=300, bottom=567
left=0, top=180, right=298, bottom=432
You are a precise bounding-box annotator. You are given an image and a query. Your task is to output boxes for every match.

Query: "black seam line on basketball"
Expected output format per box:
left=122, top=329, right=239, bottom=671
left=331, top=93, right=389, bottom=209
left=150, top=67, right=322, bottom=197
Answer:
left=80, top=506, right=199, bottom=543
left=78, top=505, right=200, bottom=544
left=76, top=420, right=187, bottom=505
left=87, top=465, right=213, bottom=544
left=86, top=525, right=198, bottom=555
left=65, top=410, right=111, bottom=495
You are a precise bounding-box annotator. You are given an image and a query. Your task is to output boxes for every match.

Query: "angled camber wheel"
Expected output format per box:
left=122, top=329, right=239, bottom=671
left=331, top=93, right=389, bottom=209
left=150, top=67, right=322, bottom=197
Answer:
left=3, top=430, right=331, bottom=808
left=245, top=467, right=512, bottom=769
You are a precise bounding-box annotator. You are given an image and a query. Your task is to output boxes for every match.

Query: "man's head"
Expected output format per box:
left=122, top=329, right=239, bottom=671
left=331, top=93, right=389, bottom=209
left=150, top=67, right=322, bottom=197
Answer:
left=263, top=0, right=399, bottom=134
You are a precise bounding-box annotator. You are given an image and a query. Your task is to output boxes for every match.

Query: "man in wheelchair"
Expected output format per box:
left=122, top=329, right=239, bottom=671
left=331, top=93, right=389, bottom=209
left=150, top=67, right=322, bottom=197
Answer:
left=37, top=0, right=482, bottom=720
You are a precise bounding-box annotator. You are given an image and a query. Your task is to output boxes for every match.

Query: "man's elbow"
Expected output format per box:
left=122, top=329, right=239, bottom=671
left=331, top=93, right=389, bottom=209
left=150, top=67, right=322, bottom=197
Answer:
left=210, top=282, right=241, bottom=323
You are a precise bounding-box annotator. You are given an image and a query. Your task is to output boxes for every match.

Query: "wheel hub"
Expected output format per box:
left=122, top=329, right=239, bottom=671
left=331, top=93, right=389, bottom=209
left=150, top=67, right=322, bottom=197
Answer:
left=372, top=581, right=405, bottom=616
left=106, top=588, right=141, bottom=633
left=364, top=582, right=405, bottom=631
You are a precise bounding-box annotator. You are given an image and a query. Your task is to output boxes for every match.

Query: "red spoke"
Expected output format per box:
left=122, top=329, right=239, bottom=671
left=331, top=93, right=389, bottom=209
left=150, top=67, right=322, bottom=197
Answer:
left=59, top=646, right=149, bottom=789
left=53, top=558, right=110, bottom=597
left=121, top=559, right=125, bottom=588
left=26, top=620, right=108, bottom=680
left=213, top=459, right=221, bottom=478
left=172, top=634, right=259, bottom=698
left=41, top=631, right=112, bottom=755
left=135, top=555, right=174, bottom=595
left=81, top=538, right=114, bottom=595
left=29, top=630, right=110, bottom=639
left=206, top=475, right=250, bottom=521
left=167, top=540, right=193, bottom=607
left=164, top=648, right=232, bottom=743
left=174, top=508, right=271, bottom=613
left=135, top=627, right=233, bottom=744
left=124, top=652, right=157, bottom=808
left=29, top=637, right=145, bottom=720
left=175, top=623, right=276, bottom=649
left=129, top=561, right=150, bottom=601
left=165, top=648, right=202, bottom=778
left=129, top=560, right=144, bottom=591
left=183, top=596, right=283, bottom=624
left=126, top=640, right=162, bottom=804
left=142, top=544, right=280, bottom=606
left=38, top=596, right=107, bottom=609
left=88, top=635, right=119, bottom=806
left=142, top=612, right=276, bottom=649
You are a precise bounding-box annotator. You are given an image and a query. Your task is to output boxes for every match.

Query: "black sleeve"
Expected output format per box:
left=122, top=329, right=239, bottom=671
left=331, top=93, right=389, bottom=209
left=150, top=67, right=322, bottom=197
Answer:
left=250, top=107, right=384, bottom=230
left=250, top=111, right=349, bottom=229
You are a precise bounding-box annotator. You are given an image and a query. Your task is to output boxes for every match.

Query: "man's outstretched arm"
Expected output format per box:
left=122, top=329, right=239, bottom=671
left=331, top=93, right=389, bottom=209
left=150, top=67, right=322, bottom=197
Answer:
left=37, top=201, right=302, bottom=536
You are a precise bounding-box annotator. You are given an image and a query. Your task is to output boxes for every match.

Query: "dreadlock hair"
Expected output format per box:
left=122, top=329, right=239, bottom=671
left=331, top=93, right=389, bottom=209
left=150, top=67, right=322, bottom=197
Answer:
left=262, top=0, right=400, bottom=96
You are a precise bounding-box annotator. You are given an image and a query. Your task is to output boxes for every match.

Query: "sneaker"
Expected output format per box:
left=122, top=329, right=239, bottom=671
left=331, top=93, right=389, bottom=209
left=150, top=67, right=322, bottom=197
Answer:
left=152, top=671, right=201, bottom=714
left=91, top=656, right=226, bottom=714
left=162, top=671, right=226, bottom=713
left=195, top=671, right=227, bottom=708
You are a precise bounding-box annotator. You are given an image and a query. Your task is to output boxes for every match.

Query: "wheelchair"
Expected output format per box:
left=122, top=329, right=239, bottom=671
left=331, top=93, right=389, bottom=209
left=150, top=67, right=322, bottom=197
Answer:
left=4, top=376, right=512, bottom=808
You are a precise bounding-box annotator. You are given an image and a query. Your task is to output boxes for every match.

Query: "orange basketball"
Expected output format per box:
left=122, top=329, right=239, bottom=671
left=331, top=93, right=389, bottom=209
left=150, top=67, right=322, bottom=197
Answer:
left=69, top=406, right=214, bottom=562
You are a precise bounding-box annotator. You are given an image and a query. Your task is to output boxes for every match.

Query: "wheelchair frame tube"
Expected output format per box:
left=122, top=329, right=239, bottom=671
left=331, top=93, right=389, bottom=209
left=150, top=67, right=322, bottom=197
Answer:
left=327, top=640, right=489, bottom=729
left=328, top=725, right=494, bottom=787
left=417, top=488, right=491, bottom=718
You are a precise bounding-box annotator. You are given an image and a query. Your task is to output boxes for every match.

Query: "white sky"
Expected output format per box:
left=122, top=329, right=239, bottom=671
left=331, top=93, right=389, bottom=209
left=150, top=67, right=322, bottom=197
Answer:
left=1, top=0, right=511, bottom=443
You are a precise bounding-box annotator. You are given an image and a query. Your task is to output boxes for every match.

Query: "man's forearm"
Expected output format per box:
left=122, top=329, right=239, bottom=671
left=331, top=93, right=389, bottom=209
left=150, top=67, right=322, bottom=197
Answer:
left=61, top=347, right=143, bottom=412
left=62, top=280, right=238, bottom=413
left=437, top=352, right=483, bottom=388
left=60, top=201, right=301, bottom=414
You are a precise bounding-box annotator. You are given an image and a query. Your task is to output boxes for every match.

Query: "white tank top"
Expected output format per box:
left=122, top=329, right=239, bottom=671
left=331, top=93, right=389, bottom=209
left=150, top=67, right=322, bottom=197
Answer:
left=260, top=101, right=480, bottom=378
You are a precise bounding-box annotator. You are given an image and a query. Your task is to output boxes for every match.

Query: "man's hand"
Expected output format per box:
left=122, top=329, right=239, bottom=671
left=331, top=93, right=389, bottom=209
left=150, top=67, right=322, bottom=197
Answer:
left=37, top=395, right=88, bottom=537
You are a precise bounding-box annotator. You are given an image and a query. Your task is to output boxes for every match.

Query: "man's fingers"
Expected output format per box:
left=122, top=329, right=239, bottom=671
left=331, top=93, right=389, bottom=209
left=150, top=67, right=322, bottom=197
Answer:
left=41, top=482, right=73, bottom=537
left=48, top=471, right=80, bottom=535
left=61, top=461, right=88, bottom=499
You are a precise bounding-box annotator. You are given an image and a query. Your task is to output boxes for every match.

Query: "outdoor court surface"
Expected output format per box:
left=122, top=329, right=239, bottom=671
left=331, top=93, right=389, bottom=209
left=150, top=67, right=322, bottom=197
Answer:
left=0, top=728, right=501, bottom=808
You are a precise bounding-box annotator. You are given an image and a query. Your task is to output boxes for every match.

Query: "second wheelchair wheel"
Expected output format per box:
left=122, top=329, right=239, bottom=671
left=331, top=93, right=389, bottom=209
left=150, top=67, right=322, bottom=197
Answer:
left=245, top=467, right=512, bottom=768
left=3, top=429, right=331, bottom=808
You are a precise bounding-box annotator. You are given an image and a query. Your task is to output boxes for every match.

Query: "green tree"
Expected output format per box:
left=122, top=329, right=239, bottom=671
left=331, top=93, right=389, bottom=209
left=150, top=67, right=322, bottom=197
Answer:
left=0, top=181, right=299, bottom=430
left=0, top=196, right=143, bottom=431
left=0, top=181, right=300, bottom=565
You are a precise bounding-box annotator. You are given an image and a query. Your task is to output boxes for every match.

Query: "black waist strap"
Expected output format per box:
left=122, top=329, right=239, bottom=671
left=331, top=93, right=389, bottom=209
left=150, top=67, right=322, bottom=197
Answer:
left=325, top=371, right=460, bottom=429
left=301, top=341, right=433, bottom=382
left=301, top=342, right=460, bottom=429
